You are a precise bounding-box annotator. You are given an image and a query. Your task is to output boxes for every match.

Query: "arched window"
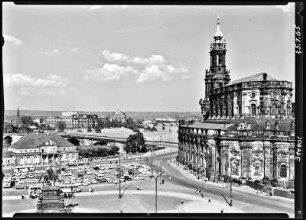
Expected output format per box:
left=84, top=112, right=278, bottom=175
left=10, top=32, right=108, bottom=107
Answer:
left=271, top=104, right=278, bottom=115
left=280, top=165, right=287, bottom=177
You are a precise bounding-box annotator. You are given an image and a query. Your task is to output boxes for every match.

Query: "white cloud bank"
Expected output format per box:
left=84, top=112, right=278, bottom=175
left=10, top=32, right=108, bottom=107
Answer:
left=3, top=34, right=22, bottom=46
left=4, top=73, right=71, bottom=96
left=85, top=50, right=190, bottom=82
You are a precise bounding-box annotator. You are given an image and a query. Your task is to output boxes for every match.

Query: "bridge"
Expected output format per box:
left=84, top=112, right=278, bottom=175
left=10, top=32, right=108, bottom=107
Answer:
left=60, top=133, right=178, bottom=145
left=60, top=133, right=127, bottom=144
left=3, top=132, right=178, bottom=145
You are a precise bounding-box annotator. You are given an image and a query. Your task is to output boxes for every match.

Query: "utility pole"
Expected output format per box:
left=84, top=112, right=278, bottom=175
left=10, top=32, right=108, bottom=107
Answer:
left=150, top=148, right=153, bottom=175
left=155, top=172, right=161, bottom=213
left=230, top=162, right=232, bottom=206
left=159, top=162, right=162, bottom=184
left=118, top=153, right=121, bottom=199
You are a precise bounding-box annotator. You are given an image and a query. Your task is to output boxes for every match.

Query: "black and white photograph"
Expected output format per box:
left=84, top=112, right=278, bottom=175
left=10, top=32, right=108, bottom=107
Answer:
left=2, top=3, right=298, bottom=218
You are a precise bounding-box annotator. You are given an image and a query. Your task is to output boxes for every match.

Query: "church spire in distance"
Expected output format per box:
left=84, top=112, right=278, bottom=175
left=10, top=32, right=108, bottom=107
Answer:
left=17, top=106, right=20, bottom=116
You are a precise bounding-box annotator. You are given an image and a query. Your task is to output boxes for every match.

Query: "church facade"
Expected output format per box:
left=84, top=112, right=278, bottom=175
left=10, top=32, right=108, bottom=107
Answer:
left=177, top=17, right=295, bottom=186
left=199, top=17, right=293, bottom=120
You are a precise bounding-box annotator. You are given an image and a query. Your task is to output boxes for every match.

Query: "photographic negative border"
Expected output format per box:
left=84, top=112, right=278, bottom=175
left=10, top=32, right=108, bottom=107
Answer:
left=1, top=0, right=303, bottom=219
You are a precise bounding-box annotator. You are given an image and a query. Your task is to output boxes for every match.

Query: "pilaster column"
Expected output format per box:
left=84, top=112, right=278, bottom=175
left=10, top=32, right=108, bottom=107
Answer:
left=272, top=142, right=278, bottom=179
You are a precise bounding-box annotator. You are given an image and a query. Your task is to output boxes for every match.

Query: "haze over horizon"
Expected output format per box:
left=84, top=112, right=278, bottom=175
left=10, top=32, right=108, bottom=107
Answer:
left=3, top=4, right=295, bottom=112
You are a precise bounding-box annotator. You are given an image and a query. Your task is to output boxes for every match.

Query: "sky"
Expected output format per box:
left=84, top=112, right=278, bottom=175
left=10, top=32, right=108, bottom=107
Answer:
left=3, top=3, right=295, bottom=112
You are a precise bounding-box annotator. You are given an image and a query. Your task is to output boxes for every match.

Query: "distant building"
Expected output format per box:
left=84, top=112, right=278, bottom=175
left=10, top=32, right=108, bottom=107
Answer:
left=62, top=111, right=78, bottom=117
left=110, top=107, right=127, bottom=123
left=4, top=107, right=22, bottom=127
left=5, top=133, right=79, bottom=166
left=45, top=112, right=99, bottom=129
left=4, top=115, right=22, bottom=127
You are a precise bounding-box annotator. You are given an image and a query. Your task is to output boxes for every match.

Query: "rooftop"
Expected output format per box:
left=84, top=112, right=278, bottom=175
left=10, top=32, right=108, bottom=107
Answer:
left=227, top=73, right=276, bottom=86
left=10, top=133, right=75, bottom=150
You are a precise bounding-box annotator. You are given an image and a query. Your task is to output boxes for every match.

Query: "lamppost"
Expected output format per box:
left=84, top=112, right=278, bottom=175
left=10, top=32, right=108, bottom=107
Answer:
left=229, top=162, right=233, bottom=206
left=150, top=147, right=153, bottom=175
left=154, top=172, right=161, bottom=213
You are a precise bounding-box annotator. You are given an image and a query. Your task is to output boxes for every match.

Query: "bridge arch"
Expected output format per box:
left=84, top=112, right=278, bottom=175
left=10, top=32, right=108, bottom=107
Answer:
left=67, top=138, right=80, bottom=146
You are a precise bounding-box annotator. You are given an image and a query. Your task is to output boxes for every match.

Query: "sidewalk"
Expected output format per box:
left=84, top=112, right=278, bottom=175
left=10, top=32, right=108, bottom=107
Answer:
left=167, top=160, right=294, bottom=203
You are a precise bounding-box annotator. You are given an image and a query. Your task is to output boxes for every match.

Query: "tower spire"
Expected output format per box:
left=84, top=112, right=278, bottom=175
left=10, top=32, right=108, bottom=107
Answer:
left=214, top=14, right=223, bottom=39
left=17, top=106, right=20, bottom=117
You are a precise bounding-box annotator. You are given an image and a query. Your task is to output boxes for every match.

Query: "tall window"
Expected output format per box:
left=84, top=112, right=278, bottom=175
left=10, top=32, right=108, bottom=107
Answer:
left=271, top=104, right=278, bottom=115
left=251, top=104, right=256, bottom=115
left=280, top=165, right=287, bottom=177
left=254, top=162, right=261, bottom=175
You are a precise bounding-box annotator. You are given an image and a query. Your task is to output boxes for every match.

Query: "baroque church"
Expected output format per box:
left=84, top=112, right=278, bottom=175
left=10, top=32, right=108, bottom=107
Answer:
left=177, top=16, right=295, bottom=186
left=199, top=16, right=293, bottom=120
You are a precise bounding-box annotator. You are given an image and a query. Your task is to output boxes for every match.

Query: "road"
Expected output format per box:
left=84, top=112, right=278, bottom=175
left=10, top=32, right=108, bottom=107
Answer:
left=146, top=149, right=294, bottom=216
left=2, top=144, right=294, bottom=217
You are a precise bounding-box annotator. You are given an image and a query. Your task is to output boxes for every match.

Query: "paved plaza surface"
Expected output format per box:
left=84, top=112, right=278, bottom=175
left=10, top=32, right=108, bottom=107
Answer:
left=2, top=146, right=294, bottom=217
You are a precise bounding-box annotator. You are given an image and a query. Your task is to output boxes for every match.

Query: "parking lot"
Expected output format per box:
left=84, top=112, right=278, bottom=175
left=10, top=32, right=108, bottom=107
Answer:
left=3, top=160, right=153, bottom=195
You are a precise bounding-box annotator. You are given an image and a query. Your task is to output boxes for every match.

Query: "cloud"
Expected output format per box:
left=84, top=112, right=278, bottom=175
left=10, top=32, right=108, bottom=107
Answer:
left=69, top=47, right=80, bottom=52
left=3, top=34, right=22, bottom=46
left=3, top=73, right=70, bottom=96
left=40, top=49, right=59, bottom=56
left=88, top=5, right=104, bottom=11
left=84, top=63, right=138, bottom=82
left=102, top=50, right=129, bottom=62
left=131, top=55, right=166, bottom=65
left=136, top=64, right=188, bottom=83
left=89, top=50, right=189, bottom=83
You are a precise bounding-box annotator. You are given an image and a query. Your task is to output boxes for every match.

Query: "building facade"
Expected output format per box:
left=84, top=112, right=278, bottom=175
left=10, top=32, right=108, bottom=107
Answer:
left=4, top=133, right=78, bottom=166
left=178, top=16, right=295, bottom=186
left=199, top=16, right=293, bottom=120
left=45, top=113, right=99, bottom=129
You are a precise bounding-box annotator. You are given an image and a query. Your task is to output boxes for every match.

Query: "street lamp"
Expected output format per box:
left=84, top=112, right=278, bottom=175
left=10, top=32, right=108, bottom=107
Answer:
left=154, top=172, right=161, bottom=213
left=229, top=162, right=233, bottom=206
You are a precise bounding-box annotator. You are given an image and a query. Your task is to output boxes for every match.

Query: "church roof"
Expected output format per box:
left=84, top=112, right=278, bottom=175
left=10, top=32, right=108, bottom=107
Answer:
left=10, top=133, right=75, bottom=150
left=227, top=73, right=276, bottom=86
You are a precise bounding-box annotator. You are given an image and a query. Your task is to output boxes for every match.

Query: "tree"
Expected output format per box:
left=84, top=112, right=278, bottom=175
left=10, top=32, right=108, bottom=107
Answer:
left=125, top=132, right=146, bottom=153
left=87, top=126, right=92, bottom=132
left=4, top=123, right=18, bottom=133
left=21, top=116, right=34, bottom=125
left=56, top=121, right=66, bottom=132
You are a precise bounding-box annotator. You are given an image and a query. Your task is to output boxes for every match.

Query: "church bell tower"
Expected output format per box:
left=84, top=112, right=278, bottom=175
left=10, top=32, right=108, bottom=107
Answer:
left=200, top=15, right=231, bottom=120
